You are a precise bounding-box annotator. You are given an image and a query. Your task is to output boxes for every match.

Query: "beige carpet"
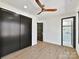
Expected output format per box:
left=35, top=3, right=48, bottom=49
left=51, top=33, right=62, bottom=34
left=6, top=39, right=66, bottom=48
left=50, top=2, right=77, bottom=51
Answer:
left=1, top=41, right=79, bottom=59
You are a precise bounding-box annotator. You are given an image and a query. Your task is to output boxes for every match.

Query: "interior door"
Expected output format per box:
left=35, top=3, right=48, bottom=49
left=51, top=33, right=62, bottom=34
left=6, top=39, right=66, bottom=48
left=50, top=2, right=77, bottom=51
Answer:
left=37, top=23, right=43, bottom=41
left=61, top=17, right=76, bottom=48
left=20, top=15, right=32, bottom=49
left=0, top=8, right=20, bottom=57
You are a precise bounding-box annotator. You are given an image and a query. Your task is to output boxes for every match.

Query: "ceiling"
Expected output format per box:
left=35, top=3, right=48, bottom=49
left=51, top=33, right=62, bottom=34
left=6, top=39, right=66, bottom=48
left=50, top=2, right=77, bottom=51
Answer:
left=0, top=0, right=78, bottom=16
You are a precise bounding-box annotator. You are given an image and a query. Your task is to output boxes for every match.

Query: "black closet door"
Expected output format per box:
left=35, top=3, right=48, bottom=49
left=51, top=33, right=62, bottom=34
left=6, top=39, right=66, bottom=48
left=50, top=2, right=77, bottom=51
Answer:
left=20, top=15, right=32, bottom=49
left=0, top=8, right=2, bottom=57
left=0, top=8, right=20, bottom=57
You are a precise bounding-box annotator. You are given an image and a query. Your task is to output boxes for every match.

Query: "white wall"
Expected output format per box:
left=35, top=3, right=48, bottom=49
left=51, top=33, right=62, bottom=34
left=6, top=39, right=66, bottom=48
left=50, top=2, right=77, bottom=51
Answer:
left=0, top=2, right=37, bottom=46
left=76, top=3, right=79, bottom=55
left=37, top=15, right=62, bottom=45
left=76, top=12, right=79, bottom=56
left=43, top=15, right=61, bottom=45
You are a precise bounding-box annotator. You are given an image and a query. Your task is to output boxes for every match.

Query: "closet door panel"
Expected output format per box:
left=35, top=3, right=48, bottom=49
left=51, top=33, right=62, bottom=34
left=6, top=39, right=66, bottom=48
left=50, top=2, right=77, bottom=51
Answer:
left=0, top=8, right=2, bottom=57
left=0, top=9, right=20, bottom=56
left=20, top=15, right=32, bottom=49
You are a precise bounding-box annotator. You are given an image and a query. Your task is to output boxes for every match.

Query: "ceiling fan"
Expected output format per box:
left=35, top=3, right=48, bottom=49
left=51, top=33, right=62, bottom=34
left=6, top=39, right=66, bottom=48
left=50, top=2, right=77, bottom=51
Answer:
left=35, top=0, right=57, bottom=15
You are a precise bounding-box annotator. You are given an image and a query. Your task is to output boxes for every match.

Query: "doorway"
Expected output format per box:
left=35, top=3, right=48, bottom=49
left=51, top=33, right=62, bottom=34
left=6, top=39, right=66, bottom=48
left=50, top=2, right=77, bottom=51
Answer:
left=37, top=23, right=43, bottom=41
left=61, top=16, right=76, bottom=48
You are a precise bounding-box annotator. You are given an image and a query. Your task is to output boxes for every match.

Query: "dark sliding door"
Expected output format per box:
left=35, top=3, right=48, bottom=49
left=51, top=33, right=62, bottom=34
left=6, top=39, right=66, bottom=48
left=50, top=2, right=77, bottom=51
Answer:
left=0, top=8, right=20, bottom=56
left=20, top=15, right=32, bottom=49
left=0, top=8, right=32, bottom=57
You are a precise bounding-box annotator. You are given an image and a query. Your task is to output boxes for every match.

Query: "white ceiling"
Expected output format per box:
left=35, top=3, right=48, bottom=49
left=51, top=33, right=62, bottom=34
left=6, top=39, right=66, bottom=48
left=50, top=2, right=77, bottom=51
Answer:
left=0, top=0, right=78, bottom=16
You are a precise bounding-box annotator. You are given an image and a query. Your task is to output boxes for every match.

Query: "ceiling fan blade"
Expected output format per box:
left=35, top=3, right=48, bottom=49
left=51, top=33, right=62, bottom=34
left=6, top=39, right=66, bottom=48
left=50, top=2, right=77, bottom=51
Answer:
left=44, top=9, right=57, bottom=11
left=37, top=9, right=43, bottom=15
left=35, top=0, right=44, bottom=8
left=37, top=11, right=42, bottom=15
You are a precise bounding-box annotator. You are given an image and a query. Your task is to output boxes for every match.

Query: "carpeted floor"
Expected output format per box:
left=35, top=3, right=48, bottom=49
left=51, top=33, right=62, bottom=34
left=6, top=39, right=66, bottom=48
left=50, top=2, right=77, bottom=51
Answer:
left=1, top=41, right=79, bottom=59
